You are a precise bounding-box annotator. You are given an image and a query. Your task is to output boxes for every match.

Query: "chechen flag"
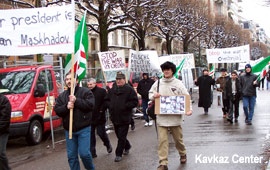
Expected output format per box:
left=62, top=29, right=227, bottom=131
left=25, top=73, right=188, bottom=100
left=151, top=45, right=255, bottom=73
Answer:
left=174, top=58, right=186, bottom=79
left=257, top=61, right=270, bottom=81
left=65, top=13, right=88, bottom=81
left=209, top=65, right=215, bottom=78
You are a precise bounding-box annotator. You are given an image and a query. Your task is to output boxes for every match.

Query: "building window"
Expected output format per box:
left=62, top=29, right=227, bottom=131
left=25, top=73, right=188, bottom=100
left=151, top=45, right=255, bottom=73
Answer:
left=243, top=22, right=249, bottom=29
left=90, top=38, right=96, bottom=51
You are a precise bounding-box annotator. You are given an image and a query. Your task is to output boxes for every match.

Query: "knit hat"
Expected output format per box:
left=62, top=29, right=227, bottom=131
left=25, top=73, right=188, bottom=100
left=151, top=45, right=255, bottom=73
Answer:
left=245, top=64, right=252, bottom=69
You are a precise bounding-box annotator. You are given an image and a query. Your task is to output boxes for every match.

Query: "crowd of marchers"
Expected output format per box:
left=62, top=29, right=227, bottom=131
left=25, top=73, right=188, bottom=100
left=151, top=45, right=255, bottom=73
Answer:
left=1, top=62, right=269, bottom=170
left=195, top=63, right=269, bottom=126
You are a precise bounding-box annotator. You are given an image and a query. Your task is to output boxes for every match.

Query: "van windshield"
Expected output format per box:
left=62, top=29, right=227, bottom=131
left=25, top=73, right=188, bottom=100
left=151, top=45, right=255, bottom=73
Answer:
left=0, top=71, right=36, bottom=94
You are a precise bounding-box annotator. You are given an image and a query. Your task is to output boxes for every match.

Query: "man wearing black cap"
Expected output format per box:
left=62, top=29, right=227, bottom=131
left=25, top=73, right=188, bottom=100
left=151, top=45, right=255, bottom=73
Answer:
left=137, top=73, right=155, bottom=126
left=195, top=69, right=216, bottom=114
left=105, top=72, right=138, bottom=162
left=216, top=68, right=230, bottom=118
left=239, top=64, right=258, bottom=125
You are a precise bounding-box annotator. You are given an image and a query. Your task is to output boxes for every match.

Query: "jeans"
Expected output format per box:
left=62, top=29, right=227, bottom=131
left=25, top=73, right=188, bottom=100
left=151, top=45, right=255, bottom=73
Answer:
left=113, top=124, right=131, bottom=157
left=228, top=99, right=239, bottom=120
left=91, top=123, right=111, bottom=155
left=0, top=133, right=10, bottom=170
left=242, top=96, right=256, bottom=122
left=142, top=98, right=149, bottom=122
left=65, top=127, right=95, bottom=170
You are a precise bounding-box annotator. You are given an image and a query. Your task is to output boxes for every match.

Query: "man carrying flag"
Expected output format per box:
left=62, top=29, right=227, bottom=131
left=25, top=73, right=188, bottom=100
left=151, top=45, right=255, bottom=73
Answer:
left=55, top=13, right=95, bottom=170
left=239, top=64, right=258, bottom=125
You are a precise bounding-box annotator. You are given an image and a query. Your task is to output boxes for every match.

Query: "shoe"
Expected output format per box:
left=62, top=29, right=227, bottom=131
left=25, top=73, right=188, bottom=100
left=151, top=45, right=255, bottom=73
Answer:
left=227, top=119, right=233, bottom=124
left=107, top=144, right=113, bottom=153
left=204, top=112, right=208, bottom=115
left=123, top=146, right=131, bottom=155
left=245, top=119, right=248, bottom=123
left=234, top=119, right=238, bottom=123
left=157, top=165, right=168, bottom=170
left=131, top=124, right=135, bottom=130
left=91, top=153, right=97, bottom=158
left=114, top=156, right=122, bottom=162
left=246, top=122, right=252, bottom=125
left=144, top=122, right=149, bottom=127
left=148, top=120, right=153, bottom=126
left=180, top=154, right=187, bottom=164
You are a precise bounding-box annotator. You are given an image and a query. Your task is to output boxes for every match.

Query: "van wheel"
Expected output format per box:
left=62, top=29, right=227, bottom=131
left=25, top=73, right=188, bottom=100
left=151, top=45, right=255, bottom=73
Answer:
left=26, top=120, right=42, bottom=145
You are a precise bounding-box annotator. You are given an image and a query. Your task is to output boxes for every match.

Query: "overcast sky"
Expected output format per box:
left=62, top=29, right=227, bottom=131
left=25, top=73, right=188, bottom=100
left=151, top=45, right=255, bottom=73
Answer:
left=241, top=0, right=270, bottom=36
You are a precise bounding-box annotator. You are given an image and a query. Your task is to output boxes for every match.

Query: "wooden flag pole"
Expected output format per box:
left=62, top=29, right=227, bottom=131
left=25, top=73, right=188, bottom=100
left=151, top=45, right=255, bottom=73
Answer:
left=193, top=56, right=198, bottom=80
left=69, top=53, right=75, bottom=139
left=102, top=69, right=108, bottom=88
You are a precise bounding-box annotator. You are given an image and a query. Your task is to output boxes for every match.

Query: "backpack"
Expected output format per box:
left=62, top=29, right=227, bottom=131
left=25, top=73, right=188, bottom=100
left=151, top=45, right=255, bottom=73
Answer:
left=146, top=78, right=160, bottom=120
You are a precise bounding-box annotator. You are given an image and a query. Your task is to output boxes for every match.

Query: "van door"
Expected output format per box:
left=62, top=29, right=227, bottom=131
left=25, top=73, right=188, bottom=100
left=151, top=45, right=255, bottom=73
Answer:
left=26, top=69, right=56, bottom=145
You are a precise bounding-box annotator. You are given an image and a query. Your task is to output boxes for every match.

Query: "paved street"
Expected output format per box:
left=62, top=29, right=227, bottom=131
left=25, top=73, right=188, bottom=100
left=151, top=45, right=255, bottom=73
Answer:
left=7, top=90, right=270, bottom=170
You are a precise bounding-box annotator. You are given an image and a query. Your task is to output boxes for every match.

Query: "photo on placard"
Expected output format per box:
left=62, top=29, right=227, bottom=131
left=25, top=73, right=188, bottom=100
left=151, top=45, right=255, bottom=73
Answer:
left=160, top=96, right=185, bottom=114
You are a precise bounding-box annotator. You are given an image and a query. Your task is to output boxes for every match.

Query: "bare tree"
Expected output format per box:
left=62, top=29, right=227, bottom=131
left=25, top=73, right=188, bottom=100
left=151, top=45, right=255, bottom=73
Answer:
left=0, top=0, right=35, bottom=8
left=151, top=0, right=186, bottom=54
left=46, top=0, right=130, bottom=52
left=118, top=0, right=165, bottom=50
left=175, top=0, right=209, bottom=52
left=250, top=42, right=268, bottom=60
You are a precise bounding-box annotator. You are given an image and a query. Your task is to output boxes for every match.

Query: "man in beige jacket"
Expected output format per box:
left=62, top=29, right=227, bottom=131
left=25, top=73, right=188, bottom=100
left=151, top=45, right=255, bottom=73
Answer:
left=149, top=61, right=192, bottom=170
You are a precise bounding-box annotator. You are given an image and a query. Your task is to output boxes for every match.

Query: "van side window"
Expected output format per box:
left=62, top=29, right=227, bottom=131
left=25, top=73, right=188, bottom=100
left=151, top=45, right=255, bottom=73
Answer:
left=36, top=70, right=54, bottom=91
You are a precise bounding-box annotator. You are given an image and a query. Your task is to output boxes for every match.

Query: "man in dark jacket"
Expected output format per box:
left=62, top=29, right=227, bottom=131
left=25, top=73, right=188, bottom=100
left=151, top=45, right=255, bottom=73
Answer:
left=224, top=71, right=241, bottom=123
left=105, top=72, right=138, bottom=162
left=215, top=68, right=230, bottom=118
left=195, top=69, right=215, bottom=114
left=137, top=73, right=154, bottom=126
left=239, top=64, right=258, bottom=125
left=0, top=94, right=11, bottom=170
left=55, top=73, right=95, bottom=170
left=87, top=78, right=112, bottom=158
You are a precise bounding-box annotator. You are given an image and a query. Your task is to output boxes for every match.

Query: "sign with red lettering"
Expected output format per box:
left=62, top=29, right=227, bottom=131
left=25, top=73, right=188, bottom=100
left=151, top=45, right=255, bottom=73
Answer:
left=98, top=50, right=126, bottom=71
left=206, top=45, right=250, bottom=63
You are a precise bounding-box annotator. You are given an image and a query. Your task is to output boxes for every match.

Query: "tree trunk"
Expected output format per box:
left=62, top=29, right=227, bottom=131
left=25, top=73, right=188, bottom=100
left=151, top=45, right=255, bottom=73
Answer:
left=183, top=39, right=189, bottom=53
left=137, top=29, right=146, bottom=50
left=166, top=35, right=172, bottom=54
left=99, top=29, right=109, bottom=52
left=99, top=17, right=109, bottom=52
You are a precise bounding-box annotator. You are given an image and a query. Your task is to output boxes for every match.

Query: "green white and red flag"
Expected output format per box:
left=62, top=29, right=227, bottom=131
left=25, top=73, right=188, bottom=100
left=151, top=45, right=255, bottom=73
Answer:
left=174, top=58, right=186, bottom=78
left=251, top=56, right=270, bottom=75
left=65, top=13, right=88, bottom=82
left=209, top=65, right=215, bottom=78
left=257, top=61, right=270, bottom=81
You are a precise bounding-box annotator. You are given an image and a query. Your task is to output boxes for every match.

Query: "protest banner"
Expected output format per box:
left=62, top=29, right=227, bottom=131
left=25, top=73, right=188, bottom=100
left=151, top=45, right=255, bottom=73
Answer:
left=128, top=50, right=161, bottom=74
left=0, top=4, right=74, bottom=56
left=98, top=50, right=126, bottom=71
left=159, top=53, right=195, bottom=69
left=206, top=45, right=250, bottom=63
